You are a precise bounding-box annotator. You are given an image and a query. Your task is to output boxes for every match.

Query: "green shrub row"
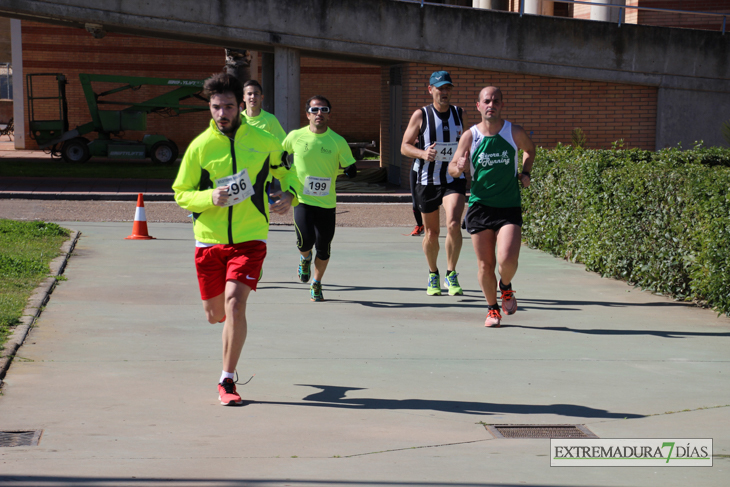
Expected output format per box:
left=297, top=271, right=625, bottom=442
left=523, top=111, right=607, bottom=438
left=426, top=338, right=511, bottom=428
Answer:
left=522, top=145, right=730, bottom=315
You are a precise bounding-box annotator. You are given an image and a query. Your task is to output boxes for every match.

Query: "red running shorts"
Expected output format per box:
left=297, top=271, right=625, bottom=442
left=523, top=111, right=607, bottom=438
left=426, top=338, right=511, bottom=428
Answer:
left=194, top=241, right=267, bottom=300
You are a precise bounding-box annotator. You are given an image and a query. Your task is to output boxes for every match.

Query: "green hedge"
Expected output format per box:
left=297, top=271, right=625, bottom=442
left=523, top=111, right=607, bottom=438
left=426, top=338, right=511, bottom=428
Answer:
left=522, top=145, right=730, bottom=315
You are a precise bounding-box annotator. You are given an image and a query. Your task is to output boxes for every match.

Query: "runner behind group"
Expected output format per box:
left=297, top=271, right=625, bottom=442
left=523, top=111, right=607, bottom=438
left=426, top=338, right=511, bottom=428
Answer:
left=283, top=95, right=356, bottom=302
left=242, top=79, right=287, bottom=280
left=172, top=73, right=298, bottom=405
left=401, top=70, right=466, bottom=296
left=448, top=86, right=535, bottom=328
left=409, top=168, right=424, bottom=236
left=242, top=80, right=286, bottom=143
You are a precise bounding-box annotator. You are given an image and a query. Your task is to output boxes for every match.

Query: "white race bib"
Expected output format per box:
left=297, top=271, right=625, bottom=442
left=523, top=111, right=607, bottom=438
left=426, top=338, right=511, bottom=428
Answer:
left=433, top=142, right=458, bottom=162
left=303, top=176, right=331, bottom=197
left=215, top=168, right=255, bottom=207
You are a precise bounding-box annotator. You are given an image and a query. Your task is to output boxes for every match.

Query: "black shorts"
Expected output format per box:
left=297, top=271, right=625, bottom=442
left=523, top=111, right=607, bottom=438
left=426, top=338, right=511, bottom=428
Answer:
left=464, top=203, right=522, bottom=234
left=294, top=203, right=336, bottom=261
left=414, top=178, right=467, bottom=214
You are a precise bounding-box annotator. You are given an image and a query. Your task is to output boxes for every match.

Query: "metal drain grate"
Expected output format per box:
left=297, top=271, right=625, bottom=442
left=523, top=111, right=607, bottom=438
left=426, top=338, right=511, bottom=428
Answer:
left=485, top=424, right=597, bottom=439
left=0, top=430, right=43, bottom=447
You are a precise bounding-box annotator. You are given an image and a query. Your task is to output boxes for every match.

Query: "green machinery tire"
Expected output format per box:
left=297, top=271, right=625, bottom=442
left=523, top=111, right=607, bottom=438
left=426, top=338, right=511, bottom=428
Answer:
left=150, top=140, right=179, bottom=165
left=61, top=137, right=91, bottom=163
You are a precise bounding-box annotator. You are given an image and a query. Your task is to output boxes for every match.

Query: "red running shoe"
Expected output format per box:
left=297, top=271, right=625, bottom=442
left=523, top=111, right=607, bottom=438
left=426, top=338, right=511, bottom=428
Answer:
left=484, top=308, right=502, bottom=328
left=501, top=289, right=517, bottom=315
left=410, top=225, right=424, bottom=236
left=218, top=378, right=243, bottom=406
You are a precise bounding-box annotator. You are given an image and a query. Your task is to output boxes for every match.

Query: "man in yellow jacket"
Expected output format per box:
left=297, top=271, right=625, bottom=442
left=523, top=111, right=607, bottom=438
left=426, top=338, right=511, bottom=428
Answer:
left=173, top=73, right=298, bottom=406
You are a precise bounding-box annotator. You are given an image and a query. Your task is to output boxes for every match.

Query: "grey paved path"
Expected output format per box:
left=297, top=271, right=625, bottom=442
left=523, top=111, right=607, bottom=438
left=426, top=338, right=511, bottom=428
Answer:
left=0, top=223, right=728, bottom=486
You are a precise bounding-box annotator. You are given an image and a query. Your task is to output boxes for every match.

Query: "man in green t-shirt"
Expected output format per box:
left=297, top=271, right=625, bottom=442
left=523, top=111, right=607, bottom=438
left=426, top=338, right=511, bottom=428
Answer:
left=242, top=80, right=286, bottom=143
left=449, top=86, right=535, bottom=328
left=282, top=95, right=356, bottom=302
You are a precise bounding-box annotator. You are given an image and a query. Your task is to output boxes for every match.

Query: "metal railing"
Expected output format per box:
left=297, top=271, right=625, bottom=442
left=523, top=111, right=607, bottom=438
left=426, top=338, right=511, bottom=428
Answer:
left=518, top=1, right=727, bottom=34
left=405, top=0, right=727, bottom=34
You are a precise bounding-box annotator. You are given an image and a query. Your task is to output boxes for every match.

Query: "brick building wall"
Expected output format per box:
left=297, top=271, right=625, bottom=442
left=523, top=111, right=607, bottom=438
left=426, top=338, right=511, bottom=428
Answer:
left=636, top=0, right=730, bottom=31
left=565, top=0, right=727, bottom=29
left=20, top=21, right=381, bottom=152
left=298, top=57, right=381, bottom=142
left=381, top=63, right=657, bottom=189
left=21, top=21, right=219, bottom=152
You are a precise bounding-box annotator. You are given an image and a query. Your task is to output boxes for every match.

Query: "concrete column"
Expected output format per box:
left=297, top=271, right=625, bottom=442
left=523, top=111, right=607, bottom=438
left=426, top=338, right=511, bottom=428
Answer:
left=249, top=50, right=259, bottom=81
left=273, top=47, right=299, bottom=133
left=261, top=52, right=275, bottom=113
left=591, top=0, right=626, bottom=23
left=523, top=0, right=553, bottom=16
left=472, top=0, right=507, bottom=10
left=10, top=19, right=24, bottom=149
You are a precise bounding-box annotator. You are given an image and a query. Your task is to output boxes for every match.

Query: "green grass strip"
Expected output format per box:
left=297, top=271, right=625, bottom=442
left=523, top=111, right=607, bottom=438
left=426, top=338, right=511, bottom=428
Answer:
left=0, top=219, right=70, bottom=350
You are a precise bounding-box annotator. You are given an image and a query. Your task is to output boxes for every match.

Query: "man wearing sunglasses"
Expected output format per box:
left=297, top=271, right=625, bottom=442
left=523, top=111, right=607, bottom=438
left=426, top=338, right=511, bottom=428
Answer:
left=401, top=71, right=466, bottom=297
left=283, top=95, right=356, bottom=302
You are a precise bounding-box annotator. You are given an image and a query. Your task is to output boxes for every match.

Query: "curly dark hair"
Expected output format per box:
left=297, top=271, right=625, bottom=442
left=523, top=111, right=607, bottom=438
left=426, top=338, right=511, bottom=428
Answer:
left=204, top=73, right=243, bottom=106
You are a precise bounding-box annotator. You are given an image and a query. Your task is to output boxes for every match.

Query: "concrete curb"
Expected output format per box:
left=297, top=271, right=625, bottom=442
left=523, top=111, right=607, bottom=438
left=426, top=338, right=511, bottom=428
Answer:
left=0, top=230, right=80, bottom=386
left=0, top=192, right=413, bottom=203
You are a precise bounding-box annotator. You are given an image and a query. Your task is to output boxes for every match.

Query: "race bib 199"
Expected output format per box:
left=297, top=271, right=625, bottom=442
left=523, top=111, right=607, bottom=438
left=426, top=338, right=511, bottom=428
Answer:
left=433, top=142, right=458, bottom=162
left=303, top=176, right=331, bottom=197
left=215, top=168, right=255, bottom=207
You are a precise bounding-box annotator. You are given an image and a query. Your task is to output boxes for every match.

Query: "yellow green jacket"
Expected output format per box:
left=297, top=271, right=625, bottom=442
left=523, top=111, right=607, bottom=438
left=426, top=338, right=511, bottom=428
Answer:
left=173, top=119, right=298, bottom=245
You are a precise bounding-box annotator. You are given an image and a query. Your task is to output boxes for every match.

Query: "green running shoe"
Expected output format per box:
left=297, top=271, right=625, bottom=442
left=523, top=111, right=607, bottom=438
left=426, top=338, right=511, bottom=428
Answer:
left=427, top=272, right=441, bottom=296
left=444, top=271, right=463, bottom=296
left=310, top=281, right=324, bottom=302
left=298, top=255, right=311, bottom=283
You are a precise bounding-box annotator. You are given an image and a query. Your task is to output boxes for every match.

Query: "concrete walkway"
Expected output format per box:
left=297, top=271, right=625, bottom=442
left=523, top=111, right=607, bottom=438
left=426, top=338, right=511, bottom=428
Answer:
left=0, top=222, right=728, bottom=486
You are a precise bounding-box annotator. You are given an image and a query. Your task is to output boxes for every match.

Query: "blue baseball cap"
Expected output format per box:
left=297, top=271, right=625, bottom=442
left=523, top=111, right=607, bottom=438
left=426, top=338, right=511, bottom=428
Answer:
left=429, top=71, right=453, bottom=87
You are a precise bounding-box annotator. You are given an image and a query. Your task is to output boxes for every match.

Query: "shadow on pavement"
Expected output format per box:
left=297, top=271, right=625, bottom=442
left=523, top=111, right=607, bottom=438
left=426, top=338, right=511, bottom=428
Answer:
left=508, top=324, right=730, bottom=339
left=252, top=384, right=643, bottom=419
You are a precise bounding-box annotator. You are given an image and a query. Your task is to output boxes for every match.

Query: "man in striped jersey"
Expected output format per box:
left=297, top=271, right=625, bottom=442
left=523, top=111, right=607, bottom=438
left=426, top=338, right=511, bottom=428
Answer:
left=401, top=71, right=467, bottom=297
left=448, top=86, right=535, bottom=328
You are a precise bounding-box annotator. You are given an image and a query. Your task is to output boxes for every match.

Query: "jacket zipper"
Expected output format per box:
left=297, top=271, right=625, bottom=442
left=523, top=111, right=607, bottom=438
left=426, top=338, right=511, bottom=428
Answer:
left=228, top=136, right=237, bottom=245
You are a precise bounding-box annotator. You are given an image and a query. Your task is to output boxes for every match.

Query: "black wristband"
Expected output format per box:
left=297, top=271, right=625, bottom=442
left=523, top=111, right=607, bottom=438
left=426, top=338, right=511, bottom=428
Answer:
left=521, top=171, right=531, bottom=178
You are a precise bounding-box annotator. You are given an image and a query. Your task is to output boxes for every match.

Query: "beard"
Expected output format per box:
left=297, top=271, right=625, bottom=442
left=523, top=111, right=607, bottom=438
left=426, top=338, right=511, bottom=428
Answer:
left=218, top=113, right=242, bottom=135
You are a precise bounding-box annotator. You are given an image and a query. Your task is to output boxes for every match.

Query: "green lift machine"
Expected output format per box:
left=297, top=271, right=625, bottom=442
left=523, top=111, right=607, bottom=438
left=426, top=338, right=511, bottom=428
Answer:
left=26, top=73, right=209, bottom=163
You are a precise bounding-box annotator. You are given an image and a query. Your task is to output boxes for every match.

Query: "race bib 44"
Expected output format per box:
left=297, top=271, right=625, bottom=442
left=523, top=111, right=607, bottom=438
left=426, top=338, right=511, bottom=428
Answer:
left=434, top=142, right=458, bottom=162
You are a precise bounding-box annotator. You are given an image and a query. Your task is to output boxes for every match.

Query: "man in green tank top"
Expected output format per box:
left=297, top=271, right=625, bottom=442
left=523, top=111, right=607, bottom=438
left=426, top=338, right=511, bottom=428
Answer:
left=449, top=86, right=536, bottom=328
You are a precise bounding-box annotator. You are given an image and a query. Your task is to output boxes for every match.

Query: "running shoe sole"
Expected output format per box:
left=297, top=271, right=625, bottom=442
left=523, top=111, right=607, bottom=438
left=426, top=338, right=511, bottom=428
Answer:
left=219, top=395, right=243, bottom=406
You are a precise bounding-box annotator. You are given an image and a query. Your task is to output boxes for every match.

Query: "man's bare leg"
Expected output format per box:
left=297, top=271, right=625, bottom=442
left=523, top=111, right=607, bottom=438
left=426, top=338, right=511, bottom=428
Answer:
left=421, top=209, right=441, bottom=273
left=471, top=229, right=499, bottom=306
left=221, top=280, right=251, bottom=373
left=442, top=192, right=465, bottom=272
left=312, top=257, right=330, bottom=282
left=496, top=224, right=522, bottom=287
left=202, top=293, right=226, bottom=324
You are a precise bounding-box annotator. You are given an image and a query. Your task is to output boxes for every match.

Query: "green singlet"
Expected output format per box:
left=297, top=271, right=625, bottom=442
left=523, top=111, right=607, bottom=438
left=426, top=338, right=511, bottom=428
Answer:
left=468, top=120, right=521, bottom=208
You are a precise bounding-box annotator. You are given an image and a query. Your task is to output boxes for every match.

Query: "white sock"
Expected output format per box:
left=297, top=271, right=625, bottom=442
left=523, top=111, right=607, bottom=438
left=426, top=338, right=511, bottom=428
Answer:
left=220, top=371, right=235, bottom=383
left=301, top=253, right=312, bottom=262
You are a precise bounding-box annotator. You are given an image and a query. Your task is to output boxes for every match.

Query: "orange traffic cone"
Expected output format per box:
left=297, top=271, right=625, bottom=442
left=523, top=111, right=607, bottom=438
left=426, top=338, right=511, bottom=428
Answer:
left=125, top=193, right=155, bottom=240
